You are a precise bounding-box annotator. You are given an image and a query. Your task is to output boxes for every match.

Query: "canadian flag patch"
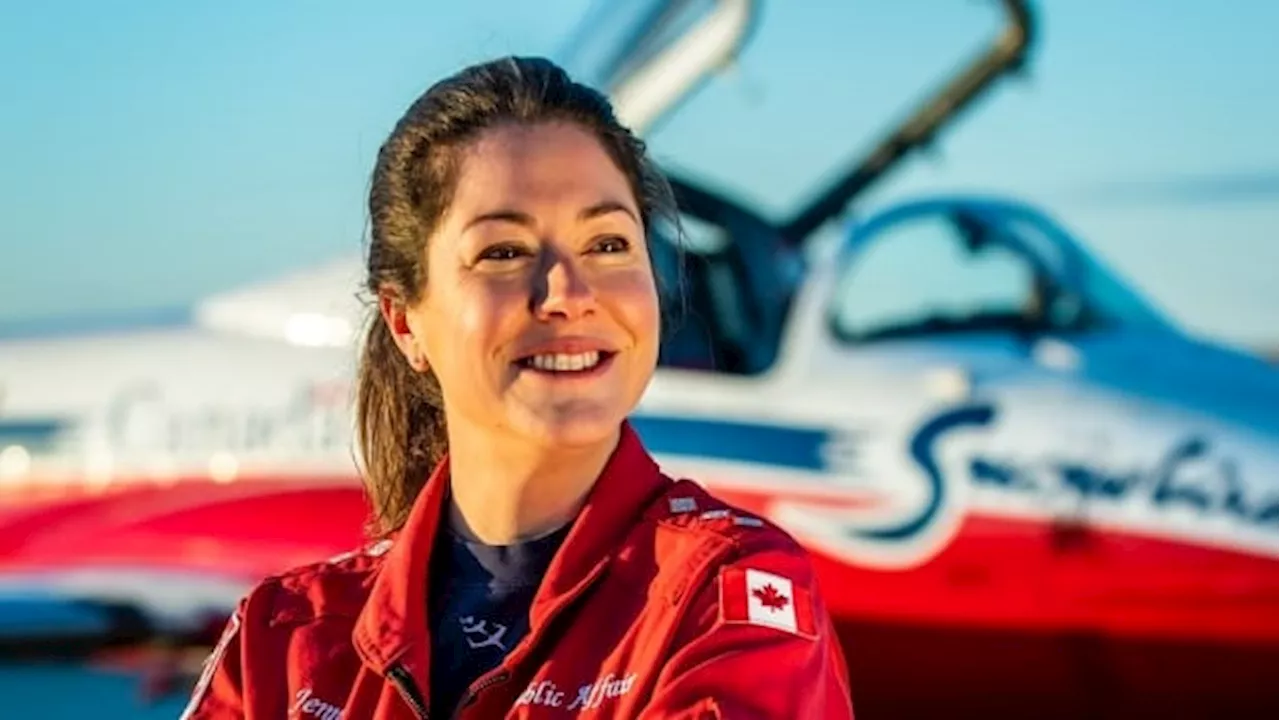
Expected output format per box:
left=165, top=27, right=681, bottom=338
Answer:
left=719, top=567, right=817, bottom=639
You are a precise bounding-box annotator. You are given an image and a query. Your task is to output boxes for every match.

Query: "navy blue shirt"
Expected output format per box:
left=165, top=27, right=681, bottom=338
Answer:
left=428, top=522, right=569, bottom=715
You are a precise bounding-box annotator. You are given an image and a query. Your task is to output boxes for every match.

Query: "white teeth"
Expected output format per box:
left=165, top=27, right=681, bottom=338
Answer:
left=529, top=351, right=601, bottom=372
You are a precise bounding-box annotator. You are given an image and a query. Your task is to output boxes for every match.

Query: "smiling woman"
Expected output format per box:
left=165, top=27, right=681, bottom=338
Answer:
left=179, top=56, right=854, bottom=720
left=377, top=119, right=664, bottom=539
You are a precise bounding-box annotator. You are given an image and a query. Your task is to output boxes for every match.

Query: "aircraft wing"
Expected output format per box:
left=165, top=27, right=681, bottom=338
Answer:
left=191, top=256, right=365, bottom=347
left=0, top=480, right=367, bottom=646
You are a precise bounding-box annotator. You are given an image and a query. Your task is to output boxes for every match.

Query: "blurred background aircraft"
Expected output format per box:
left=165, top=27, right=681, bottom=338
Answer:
left=0, top=1, right=1275, bottom=718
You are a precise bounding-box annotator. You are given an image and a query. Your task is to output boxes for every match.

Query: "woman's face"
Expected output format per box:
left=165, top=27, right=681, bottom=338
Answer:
left=401, top=121, right=660, bottom=450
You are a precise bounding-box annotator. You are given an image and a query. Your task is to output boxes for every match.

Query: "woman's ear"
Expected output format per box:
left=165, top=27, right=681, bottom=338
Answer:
left=378, top=288, right=430, bottom=372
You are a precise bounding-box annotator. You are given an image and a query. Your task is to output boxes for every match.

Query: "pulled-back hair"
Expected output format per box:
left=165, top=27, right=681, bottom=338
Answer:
left=356, top=56, right=679, bottom=535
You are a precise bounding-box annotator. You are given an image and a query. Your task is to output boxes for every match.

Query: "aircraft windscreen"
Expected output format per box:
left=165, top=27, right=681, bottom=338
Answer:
left=621, top=2, right=1014, bottom=220
left=557, top=0, right=724, bottom=100
left=994, top=213, right=1177, bottom=333
left=830, top=201, right=1179, bottom=344
left=831, top=213, right=1046, bottom=343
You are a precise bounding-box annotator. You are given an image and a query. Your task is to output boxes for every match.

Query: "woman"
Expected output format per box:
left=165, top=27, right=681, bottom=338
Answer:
left=181, top=56, right=853, bottom=719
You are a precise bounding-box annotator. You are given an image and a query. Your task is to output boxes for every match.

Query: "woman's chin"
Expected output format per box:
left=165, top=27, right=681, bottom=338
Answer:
left=511, top=403, right=627, bottom=450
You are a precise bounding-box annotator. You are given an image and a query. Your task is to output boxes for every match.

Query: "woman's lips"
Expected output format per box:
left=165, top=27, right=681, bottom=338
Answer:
left=514, top=350, right=618, bottom=379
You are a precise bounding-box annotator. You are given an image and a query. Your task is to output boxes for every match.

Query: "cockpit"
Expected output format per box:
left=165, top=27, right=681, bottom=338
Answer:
left=650, top=191, right=1179, bottom=377
left=651, top=181, right=804, bottom=376
left=829, top=198, right=1176, bottom=346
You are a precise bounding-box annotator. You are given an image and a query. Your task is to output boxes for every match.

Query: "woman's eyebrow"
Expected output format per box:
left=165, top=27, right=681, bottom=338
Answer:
left=462, top=200, right=638, bottom=233
left=578, top=200, right=638, bottom=224
left=463, top=209, right=535, bottom=233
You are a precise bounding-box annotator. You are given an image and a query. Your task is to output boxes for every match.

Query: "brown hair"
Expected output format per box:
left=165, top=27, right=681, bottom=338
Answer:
left=356, top=56, right=679, bottom=535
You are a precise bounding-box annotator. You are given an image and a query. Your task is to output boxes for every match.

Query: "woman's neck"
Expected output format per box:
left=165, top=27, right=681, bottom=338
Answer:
left=444, top=422, right=621, bottom=545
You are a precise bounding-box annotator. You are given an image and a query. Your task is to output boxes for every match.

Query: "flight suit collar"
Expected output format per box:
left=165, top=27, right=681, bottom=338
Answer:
left=352, top=421, right=669, bottom=692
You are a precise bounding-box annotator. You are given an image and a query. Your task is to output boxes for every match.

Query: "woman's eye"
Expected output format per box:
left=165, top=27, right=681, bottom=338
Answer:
left=594, top=236, right=631, bottom=254
left=478, top=244, right=527, bottom=262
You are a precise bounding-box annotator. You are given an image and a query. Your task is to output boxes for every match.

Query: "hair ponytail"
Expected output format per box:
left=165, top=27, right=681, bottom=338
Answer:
left=355, top=314, right=447, bottom=535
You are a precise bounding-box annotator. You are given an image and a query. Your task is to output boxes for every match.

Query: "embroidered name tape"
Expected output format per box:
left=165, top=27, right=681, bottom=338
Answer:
left=719, top=567, right=817, bottom=639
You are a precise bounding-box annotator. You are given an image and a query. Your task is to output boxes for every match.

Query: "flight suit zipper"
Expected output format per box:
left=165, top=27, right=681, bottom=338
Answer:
left=388, top=664, right=430, bottom=720
left=450, top=669, right=511, bottom=719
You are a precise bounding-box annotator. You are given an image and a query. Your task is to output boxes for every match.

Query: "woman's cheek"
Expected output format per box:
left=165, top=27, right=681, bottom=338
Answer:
left=456, top=285, right=529, bottom=355
left=610, top=269, right=661, bottom=329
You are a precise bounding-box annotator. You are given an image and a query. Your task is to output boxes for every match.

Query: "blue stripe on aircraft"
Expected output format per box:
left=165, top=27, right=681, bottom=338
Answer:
left=0, top=413, right=835, bottom=472
left=630, top=414, right=830, bottom=471
left=0, top=419, right=69, bottom=449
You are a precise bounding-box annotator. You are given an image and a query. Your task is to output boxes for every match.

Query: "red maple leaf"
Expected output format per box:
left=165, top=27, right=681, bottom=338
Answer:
left=752, top=584, right=789, bottom=612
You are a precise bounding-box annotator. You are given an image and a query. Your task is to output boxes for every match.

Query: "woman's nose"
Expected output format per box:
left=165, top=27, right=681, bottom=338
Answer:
left=531, top=254, right=597, bottom=321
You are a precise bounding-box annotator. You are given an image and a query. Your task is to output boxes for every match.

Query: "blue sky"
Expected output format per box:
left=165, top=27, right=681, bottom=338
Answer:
left=1, top=0, right=1275, bottom=349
